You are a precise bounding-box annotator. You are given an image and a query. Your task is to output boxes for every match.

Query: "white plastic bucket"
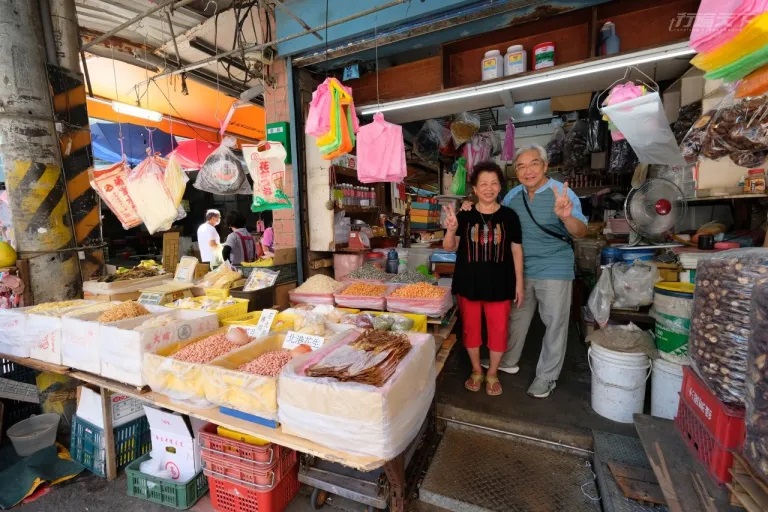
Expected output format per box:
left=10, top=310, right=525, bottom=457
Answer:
left=588, top=344, right=651, bottom=423
left=651, top=358, right=685, bottom=420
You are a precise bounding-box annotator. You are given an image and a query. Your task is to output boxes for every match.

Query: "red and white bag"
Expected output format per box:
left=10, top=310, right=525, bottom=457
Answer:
left=89, top=161, right=141, bottom=230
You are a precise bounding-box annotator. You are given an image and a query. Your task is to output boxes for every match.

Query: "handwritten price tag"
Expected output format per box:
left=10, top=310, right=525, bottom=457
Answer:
left=242, top=309, right=277, bottom=339
left=282, top=331, right=324, bottom=351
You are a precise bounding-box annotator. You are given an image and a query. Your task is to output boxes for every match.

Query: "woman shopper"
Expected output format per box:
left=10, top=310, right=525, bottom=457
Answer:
left=443, top=161, right=524, bottom=396
left=222, top=211, right=260, bottom=265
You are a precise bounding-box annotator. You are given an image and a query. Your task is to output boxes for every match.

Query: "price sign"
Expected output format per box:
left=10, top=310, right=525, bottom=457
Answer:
left=242, top=309, right=277, bottom=339
left=282, top=331, right=325, bottom=351
left=138, top=292, right=164, bottom=305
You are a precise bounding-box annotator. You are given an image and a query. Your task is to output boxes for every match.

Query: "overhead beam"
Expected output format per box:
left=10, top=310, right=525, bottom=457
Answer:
left=81, top=0, right=197, bottom=50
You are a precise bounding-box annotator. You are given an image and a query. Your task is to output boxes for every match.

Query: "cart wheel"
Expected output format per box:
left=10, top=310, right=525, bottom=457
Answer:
left=310, top=488, right=329, bottom=509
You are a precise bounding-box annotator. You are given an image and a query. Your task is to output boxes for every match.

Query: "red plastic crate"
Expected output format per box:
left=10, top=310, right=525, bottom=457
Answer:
left=207, top=462, right=299, bottom=512
left=678, top=366, right=745, bottom=449
left=198, top=423, right=289, bottom=465
left=201, top=445, right=297, bottom=489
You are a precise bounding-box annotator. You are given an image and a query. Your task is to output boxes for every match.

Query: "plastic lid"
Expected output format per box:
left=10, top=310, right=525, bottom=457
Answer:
left=714, top=241, right=740, bottom=249
left=506, top=45, right=524, bottom=52
left=747, top=168, right=765, bottom=175
left=654, top=282, right=695, bottom=297
left=485, top=50, right=501, bottom=57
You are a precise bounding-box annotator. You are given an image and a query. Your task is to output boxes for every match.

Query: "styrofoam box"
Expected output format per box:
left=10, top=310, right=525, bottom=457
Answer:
left=0, top=308, right=32, bottom=357
left=27, top=302, right=106, bottom=364
left=61, top=305, right=173, bottom=373
left=100, top=309, right=219, bottom=387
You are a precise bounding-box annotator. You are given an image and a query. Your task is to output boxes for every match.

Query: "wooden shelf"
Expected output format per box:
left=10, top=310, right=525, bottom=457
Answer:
left=687, top=194, right=766, bottom=202
left=336, top=206, right=381, bottom=214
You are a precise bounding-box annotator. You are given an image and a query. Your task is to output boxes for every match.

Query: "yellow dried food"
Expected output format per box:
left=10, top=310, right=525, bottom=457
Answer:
left=97, top=301, right=151, bottom=323
left=27, top=300, right=85, bottom=314
left=339, top=283, right=389, bottom=296
left=390, top=283, right=446, bottom=299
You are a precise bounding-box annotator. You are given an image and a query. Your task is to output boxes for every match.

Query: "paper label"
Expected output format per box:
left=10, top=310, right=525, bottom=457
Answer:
left=282, top=331, right=324, bottom=351
left=244, top=309, right=277, bottom=339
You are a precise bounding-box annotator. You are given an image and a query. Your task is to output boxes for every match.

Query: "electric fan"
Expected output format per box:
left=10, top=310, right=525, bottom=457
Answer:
left=624, top=178, right=687, bottom=245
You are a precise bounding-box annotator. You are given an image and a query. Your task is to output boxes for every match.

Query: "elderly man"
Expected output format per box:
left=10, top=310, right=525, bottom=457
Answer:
left=464, top=144, right=587, bottom=398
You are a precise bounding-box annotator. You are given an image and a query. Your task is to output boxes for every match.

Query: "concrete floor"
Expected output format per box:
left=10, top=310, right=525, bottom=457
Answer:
left=437, top=314, right=638, bottom=450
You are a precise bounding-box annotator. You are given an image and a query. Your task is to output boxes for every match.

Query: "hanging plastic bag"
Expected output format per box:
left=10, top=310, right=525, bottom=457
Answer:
left=588, top=267, right=614, bottom=328
left=708, top=92, right=768, bottom=158
left=357, top=113, right=407, bottom=183
left=502, top=119, right=516, bottom=161
left=608, top=140, right=639, bottom=174
left=164, top=152, right=189, bottom=222
left=194, top=136, right=252, bottom=195
left=546, top=127, right=566, bottom=166
left=463, top=133, right=493, bottom=174
left=487, top=130, right=502, bottom=157
left=126, top=155, right=179, bottom=234
left=601, top=92, right=686, bottom=166
left=450, top=157, right=467, bottom=196
left=89, top=161, right=141, bottom=230
left=587, top=93, right=610, bottom=153
left=414, top=119, right=450, bottom=162
left=306, top=78, right=333, bottom=137
left=450, top=112, right=480, bottom=147
left=242, top=142, right=293, bottom=212
left=611, top=261, right=659, bottom=309
left=563, top=120, right=591, bottom=175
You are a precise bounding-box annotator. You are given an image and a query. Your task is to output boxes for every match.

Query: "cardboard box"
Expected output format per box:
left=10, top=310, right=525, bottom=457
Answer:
left=695, top=157, right=765, bottom=193
left=76, top=386, right=145, bottom=429
left=275, top=281, right=297, bottom=309
left=83, top=291, right=142, bottom=302
left=663, top=67, right=705, bottom=122
left=144, top=406, right=204, bottom=482
left=551, top=93, right=592, bottom=112
left=702, top=78, right=727, bottom=112
left=271, top=248, right=297, bottom=266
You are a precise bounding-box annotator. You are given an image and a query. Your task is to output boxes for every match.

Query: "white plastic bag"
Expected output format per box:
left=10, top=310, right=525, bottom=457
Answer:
left=601, top=92, right=685, bottom=166
left=588, top=268, right=614, bottom=328
left=241, top=142, right=292, bottom=212
left=612, top=261, right=660, bottom=308
left=194, top=136, right=252, bottom=195
left=126, top=156, right=179, bottom=234
left=164, top=153, right=189, bottom=222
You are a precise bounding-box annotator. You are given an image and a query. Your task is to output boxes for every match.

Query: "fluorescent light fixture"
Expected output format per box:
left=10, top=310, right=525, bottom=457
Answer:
left=522, top=104, right=534, bottom=115
left=111, top=101, right=163, bottom=122
left=359, top=42, right=695, bottom=115
left=170, top=62, right=210, bottom=75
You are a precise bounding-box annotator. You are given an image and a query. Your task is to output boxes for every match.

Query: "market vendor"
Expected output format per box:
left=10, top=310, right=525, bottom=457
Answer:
left=222, top=211, right=261, bottom=265
left=462, top=144, right=587, bottom=399
left=196, top=209, right=221, bottom=264
left=444, top=161, right=524, bottom=396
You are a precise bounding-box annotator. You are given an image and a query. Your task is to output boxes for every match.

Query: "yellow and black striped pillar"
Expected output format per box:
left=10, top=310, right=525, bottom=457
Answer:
left=49, top=66, right=104, bottom=282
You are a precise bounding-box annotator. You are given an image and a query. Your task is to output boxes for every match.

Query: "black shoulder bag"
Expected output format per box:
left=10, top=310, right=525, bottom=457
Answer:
left=522, top=193, right=574, bottom=248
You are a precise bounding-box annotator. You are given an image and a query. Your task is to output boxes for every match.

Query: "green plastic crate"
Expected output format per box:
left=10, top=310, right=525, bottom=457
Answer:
left=70, top=414, right=151, bottom=477
left=126, top=453, right=208, bottom=510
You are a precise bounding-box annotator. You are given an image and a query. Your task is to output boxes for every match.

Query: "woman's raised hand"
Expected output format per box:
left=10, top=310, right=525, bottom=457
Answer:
left=443, top=204, right=459, bottom=231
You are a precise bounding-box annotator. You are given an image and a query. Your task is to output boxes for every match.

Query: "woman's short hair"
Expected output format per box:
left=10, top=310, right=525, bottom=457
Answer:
left=225, top=211, right=246, bottom=229
left=470, top=161, right=504, bottom=187
left=514, top=144, right=548, bottom=164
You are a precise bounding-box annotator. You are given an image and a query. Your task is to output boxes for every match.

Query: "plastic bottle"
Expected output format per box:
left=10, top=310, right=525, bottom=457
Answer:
left=481, top=50, right=504, bottom=80
left=504, top=45, right=527, bottom=76
left=599, top=22, right=620, bottom=55
left=386, top=249, right=399, bottom=274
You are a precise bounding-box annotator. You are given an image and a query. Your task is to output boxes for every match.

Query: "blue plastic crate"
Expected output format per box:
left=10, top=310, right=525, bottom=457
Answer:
left=70, top=414, right=151, bottom=477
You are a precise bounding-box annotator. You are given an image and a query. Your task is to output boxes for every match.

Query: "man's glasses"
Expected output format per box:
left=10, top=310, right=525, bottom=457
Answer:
left=515, top=159, right=544, bottom=173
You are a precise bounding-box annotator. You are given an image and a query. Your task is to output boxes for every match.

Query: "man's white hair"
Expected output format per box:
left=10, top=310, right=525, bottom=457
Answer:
left=514, top=144, right=548, bottom=164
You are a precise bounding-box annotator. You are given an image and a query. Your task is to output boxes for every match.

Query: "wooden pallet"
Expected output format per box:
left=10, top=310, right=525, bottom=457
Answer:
left=729, top=453, right=768, bottom=512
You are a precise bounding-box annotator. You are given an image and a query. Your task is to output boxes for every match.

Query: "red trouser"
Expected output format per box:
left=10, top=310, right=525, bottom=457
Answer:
left=457, top=296, right=511, bottom=353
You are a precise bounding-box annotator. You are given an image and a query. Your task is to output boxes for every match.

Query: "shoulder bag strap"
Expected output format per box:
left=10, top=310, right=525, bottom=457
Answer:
left=522, top=192, right=573, bottom=247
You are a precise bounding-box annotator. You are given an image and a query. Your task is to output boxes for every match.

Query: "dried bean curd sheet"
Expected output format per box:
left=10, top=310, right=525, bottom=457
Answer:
left=306, top=331, right=411, bottom=387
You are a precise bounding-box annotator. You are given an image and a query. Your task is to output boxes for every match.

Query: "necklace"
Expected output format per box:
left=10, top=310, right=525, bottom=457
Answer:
left=477, top=204, right=499, bottom=225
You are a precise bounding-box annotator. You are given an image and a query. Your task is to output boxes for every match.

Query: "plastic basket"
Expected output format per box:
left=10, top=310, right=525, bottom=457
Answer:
left=71, top=414, right=151, bottom=477
left=678, top=367, right=745, bottom=449
left=201, top=444, right=297, bottom=489
left=198, top=423, right=289, bottom=465
left=206, top=462, right=299, bottom=512
left=0, top=359, right=38, bottom=384
left=165, top=297, right=249, bottom=323
left=126, top=453, right=208, bottom=510
left=2, top=400, right=40, bottom=437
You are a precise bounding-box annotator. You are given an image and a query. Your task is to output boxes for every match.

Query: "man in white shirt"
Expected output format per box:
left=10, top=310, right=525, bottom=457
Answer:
left=196, top=209, right=221, bottom=264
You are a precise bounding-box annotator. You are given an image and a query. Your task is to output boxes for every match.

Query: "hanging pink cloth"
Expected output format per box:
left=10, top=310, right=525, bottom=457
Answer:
left=690, top=0, right=768, bottom=53
left=356, top=112, right=406, bottom=183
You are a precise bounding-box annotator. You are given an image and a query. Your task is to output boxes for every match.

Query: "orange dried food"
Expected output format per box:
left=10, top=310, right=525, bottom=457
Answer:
left=390, top=283, right=446, bottom=299
left=339, top=283, right=389, bottom=296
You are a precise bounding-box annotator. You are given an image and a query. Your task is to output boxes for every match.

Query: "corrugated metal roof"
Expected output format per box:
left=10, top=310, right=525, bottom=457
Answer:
left=75, top=0, right=224, bottom=48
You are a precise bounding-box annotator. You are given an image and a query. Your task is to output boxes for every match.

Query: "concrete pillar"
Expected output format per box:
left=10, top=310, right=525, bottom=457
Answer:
left=0, top=0, right=81, bottom=302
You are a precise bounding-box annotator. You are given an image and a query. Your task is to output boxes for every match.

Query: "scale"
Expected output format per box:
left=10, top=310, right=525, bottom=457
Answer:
left=138, top=256, right=198, bottom=305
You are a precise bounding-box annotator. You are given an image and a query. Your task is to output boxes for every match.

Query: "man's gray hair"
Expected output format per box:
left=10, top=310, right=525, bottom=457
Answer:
left=514, top=144, right=548, bottom=164
left=205, top=209, right=221, bottom=221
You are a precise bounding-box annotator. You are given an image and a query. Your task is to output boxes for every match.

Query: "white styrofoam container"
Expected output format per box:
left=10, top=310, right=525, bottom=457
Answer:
left=100, top=309, right=219, bottom=387
left=61, top=305, right=172, bottom=373
left=0, top=308, right=32, bottom=357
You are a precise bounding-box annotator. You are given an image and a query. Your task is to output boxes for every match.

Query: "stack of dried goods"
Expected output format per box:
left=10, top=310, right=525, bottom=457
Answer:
left=745, top=278, right=768, bottom=480
left=198, top=263, right=242, bottom=289
left=236, top=347, right=311, bottom=377
left=171, top=333, right=244, bottom=364
left=97, top=264, right=163, bottom=282
left=96, top=301, right=151, bottom=322
left=293, top=275, right=345, bottom=294
left=390, top=269, right=436, bottom=284
left=345, top=264, right=391, bottom=282
left=338, top=283, right=388, bottom=296
left=306, top=330, right=412, bottom=387
left=27, top=300, right=91, bottom=316
left=689, top=249, right=768, bottom=406
left=390, top=283, right=446, bottom=299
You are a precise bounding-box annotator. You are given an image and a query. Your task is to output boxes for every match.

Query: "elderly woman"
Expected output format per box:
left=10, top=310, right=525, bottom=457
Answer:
left=444, top=161, right=524, bottom=396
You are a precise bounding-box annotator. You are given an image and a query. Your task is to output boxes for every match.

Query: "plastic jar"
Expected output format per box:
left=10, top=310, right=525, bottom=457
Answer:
left=744, top=168, right=766, bottom=193
left=533, top=42, right=555, bottom=70
left=481, top=50, right=503, bottom=80
left=504, top=45, right=526, bottom=76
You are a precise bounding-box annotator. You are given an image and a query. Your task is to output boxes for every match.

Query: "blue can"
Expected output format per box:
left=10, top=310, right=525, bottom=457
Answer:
left=620, top=249, right=657, bottom=263
left=601, top=247, right=621, bottom=265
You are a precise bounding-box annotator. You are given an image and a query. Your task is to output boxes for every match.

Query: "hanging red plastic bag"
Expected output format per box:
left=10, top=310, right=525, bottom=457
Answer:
left=89, top=161, right=141, bottom=230
left=306, top=78, right=333, bottom=137
left=463, top=133, right=492, bottom=174
left=242, top=141, right=293, bottom=212
left=126, top=155, right=178, bottom=234
left=194, top=136, right=252, bottom=195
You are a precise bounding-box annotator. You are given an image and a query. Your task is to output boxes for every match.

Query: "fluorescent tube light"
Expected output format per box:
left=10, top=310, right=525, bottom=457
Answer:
left=359, top=43, right=695, bottom=115
left=111, top=101, right=163, bottom=122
